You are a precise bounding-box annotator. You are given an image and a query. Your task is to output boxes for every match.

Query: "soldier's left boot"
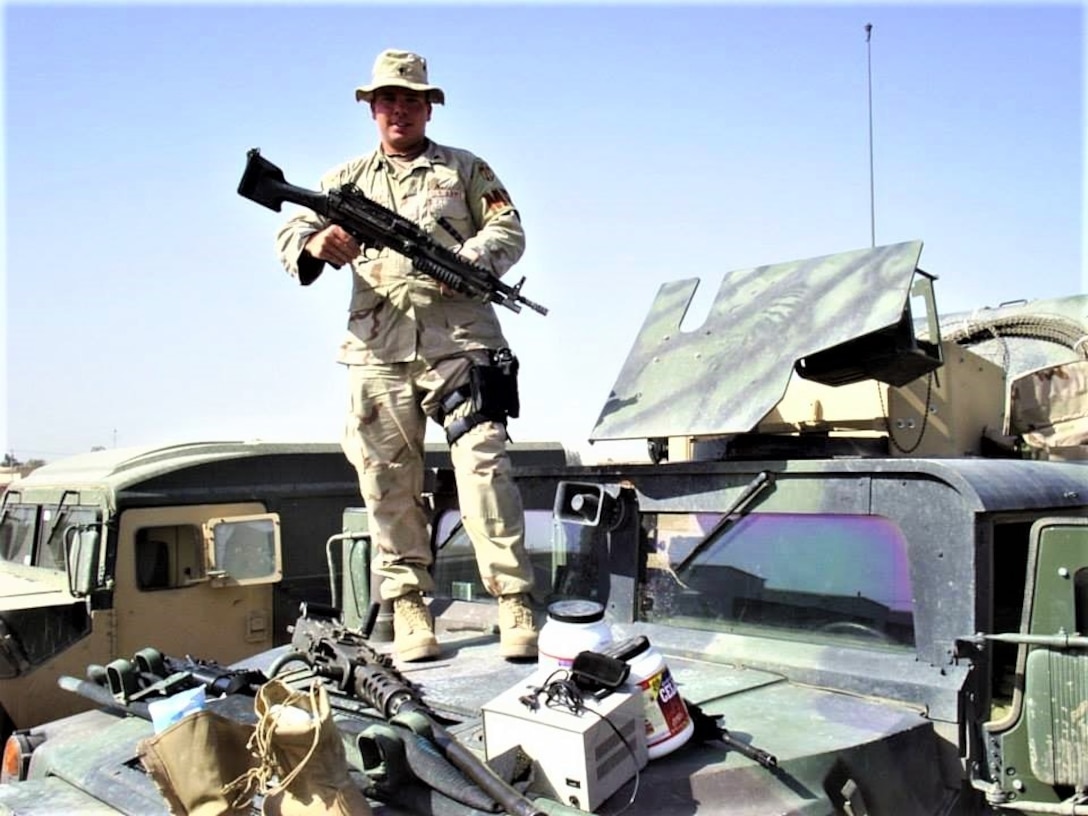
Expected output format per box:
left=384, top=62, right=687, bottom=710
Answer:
left=498, top=593, right=538, bottom=659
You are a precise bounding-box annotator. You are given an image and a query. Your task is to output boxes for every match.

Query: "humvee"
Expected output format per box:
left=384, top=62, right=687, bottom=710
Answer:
left=0, top=442, right=362, bottom=739
left=0, top=441, right=567, bottom=739
left=1, top=241, right=1085, bottom=815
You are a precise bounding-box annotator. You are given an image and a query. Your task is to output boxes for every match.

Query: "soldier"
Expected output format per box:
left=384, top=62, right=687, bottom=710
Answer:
left=275, top=49, right=537, bottom=662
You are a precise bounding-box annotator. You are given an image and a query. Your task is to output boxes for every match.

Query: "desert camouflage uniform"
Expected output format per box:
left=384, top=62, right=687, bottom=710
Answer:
left=275, top=140, right=533, bottom=601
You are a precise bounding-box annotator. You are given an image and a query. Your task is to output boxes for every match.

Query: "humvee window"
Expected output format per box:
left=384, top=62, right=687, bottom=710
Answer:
left=550, top=517, right=604, bottom=601
left=433, top=512, right=479, bottom=600
left=206, top=514, right=281, bottom=584
left=0, top=505, right=37, bottom=566
left=433, top=509, right=600, bottom=603
left=135, top=525, right=205, bottom=590
left=0, top=504, right=98, bottom=570
left=990, top=520, right=1033, bottom=707
left=641, top=512, right=915, bottom=648
left=39, top=507, right=98, bottom=571
left=135, top=515, right=282, bottom=589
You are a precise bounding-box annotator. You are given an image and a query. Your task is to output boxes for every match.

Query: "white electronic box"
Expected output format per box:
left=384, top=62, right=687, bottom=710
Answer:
left=482, top=669, right=648, bottom=812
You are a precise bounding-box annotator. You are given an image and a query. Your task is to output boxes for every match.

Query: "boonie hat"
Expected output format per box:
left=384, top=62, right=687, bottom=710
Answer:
left=355, top=49, right=446, bottom=105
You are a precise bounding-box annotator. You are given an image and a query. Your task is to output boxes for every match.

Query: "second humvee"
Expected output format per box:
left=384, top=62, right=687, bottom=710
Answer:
left=0, top=440, right=570, bottom=740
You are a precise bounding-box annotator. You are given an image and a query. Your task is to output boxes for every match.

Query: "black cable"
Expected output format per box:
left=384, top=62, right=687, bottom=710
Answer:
left=518, top=670, right=642, bottom=815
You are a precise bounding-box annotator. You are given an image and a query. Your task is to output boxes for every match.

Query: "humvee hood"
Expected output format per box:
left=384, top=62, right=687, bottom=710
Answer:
left=635, top=674, right=947, bottom=814
left=398, top=625, right=947, bottom=814
left=0, top=564, right=78, bottom=612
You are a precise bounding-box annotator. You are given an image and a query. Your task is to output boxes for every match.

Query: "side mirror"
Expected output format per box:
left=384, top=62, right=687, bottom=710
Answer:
left=555, top=482, right=607, bottom=526
left=65, top=524, right=102, bottom=597
left=338, top=507, right=374, bottom=631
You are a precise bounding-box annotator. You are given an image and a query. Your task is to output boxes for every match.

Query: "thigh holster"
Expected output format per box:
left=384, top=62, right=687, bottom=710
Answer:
left=437, top=349, right=520, bottom=446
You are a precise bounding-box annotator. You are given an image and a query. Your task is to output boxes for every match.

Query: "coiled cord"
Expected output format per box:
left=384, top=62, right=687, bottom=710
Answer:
left=518, top=670, right=642, bottom=815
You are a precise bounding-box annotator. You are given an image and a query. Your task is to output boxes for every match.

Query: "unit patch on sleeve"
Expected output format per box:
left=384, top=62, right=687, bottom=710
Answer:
left=483, top=188, right=514, bottom=215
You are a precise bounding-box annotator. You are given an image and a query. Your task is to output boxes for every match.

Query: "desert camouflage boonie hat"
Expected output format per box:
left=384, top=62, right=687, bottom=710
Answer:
left=355, top=49, right=446, bottom=105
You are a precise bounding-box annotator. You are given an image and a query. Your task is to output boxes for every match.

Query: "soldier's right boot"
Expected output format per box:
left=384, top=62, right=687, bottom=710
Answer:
left=498, top=593, right=538, bottom=659
left=393, top=592, right=440, bottom=662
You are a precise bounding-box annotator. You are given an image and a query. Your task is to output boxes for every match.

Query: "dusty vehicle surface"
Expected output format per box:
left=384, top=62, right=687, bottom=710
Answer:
left=1, top=241, right=1085, bottom=815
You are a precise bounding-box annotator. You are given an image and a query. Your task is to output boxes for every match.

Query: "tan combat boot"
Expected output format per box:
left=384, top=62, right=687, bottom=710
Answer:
left=393, top=592, right=441, bottom=662
left=138, top=709, right=256, bottom=816
left=239, top=679, right=372, bottom=816
left=498, top=593, right=538, bottom=659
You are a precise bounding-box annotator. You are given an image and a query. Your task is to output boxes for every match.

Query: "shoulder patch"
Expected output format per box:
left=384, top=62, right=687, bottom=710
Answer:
left=477, top=162, right=496, bottom=182
left=483, top=187, right=514, bottom=214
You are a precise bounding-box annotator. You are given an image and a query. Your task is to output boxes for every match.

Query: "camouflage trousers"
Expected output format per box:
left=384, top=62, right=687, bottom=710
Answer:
left=340, top=352, right=534, bottom=601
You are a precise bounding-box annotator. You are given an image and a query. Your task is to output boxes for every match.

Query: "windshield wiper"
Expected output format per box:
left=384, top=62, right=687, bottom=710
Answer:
left=675, top=470, right=775, bottom=575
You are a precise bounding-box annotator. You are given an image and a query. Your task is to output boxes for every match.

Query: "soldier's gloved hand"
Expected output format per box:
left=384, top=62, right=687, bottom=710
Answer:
left=304, top=225, right=361, bottom=268
left=458, top=244, right=490, bottom=270
left=453, top=246, right=495, bottom=303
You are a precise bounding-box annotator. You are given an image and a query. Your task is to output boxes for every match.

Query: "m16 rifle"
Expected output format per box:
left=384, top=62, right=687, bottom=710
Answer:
left=237, top=148, right=548, bottom=316
left=283, top=601, right=546, bottom=816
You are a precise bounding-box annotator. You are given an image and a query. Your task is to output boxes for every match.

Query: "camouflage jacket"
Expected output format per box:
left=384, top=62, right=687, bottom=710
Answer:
left=275, top=140, right=525, bottom=365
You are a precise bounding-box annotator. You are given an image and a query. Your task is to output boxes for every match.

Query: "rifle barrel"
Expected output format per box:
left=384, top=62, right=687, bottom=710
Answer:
left=58, top=675, right=152, bottom=721
left=720, top=730, right=778, bottom=769
left=400, top=700, right=545, bottom=816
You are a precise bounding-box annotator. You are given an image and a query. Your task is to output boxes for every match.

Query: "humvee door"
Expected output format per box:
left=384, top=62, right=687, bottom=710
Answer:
left=983, top=517, right=1088, bottom=807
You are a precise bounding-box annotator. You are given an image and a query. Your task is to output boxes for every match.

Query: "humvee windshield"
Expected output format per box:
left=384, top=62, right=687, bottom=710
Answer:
left=433, top=508, right=604, bottom=603
left=432, top=505, right=914, bottom=650
left=641, top=512, right=915, bottom=649
left=0, top=502, right=100, bottom=571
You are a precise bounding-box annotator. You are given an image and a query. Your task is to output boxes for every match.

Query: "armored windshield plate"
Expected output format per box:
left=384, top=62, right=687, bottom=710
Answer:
left=590, top=241, right=926, bottom=441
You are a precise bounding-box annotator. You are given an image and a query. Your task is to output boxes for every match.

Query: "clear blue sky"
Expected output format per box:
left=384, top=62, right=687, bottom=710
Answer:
left=3, top=1, right=1084, bottom=463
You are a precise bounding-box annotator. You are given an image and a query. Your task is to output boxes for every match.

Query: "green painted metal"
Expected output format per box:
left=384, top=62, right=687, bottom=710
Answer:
left=986, top=518, right=1088, bottom=806
left=591, top=241, right=929, bottom=441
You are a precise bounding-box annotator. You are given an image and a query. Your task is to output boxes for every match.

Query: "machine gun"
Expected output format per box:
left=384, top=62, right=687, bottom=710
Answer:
left=237, top=148, right=548, bottom=316
left=283, top=601, right=545, bottom=816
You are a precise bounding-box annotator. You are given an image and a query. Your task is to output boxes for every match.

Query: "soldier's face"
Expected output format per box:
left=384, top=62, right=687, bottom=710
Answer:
left=371, top=88, right=432, bottom=153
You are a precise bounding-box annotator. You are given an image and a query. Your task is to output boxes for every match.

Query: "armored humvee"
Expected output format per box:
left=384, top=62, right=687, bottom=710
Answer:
left=1, top=241, right=1085, bottom=815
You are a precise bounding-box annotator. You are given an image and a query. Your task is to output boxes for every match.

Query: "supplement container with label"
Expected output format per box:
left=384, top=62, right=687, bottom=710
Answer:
left=537, top=600, right=613, bottom=673
left=625, top=637, right=694, bottom=759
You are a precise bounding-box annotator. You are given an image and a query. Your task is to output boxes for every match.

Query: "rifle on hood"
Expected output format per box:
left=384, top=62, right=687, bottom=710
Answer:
left=282, top=601, right=547, bottom=816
